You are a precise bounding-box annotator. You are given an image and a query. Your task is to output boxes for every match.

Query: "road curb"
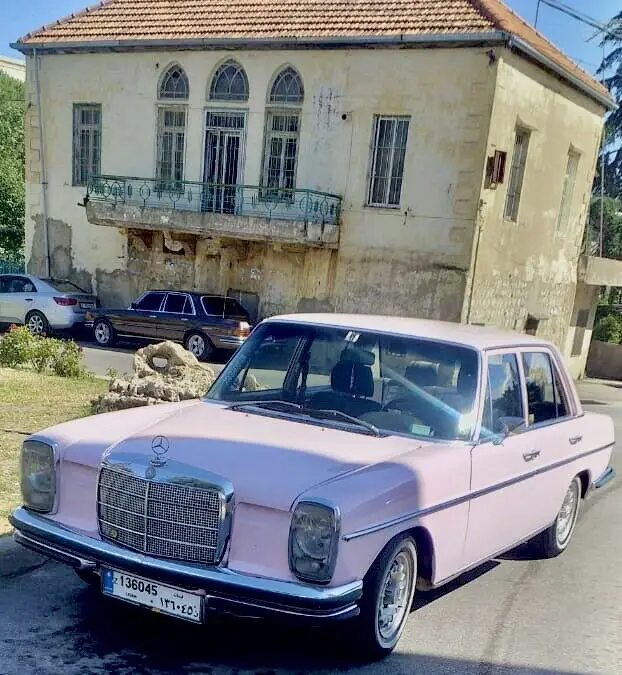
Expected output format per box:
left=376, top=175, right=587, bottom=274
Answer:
left=0, top=532, right=47, bottom=578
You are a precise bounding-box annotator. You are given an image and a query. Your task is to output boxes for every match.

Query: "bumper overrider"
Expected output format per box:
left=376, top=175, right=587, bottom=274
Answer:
left=9, top=507, right=362, bottom=623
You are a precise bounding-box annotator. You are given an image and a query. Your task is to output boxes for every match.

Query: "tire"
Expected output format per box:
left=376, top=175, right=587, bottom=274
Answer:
left=184, top=331, right=213, bottom=361
left=351, top=534, right=417, bottom=660
left=75, top=568, right=99, bottom=586
left=533, top=476, right=582, bottom=558
left=93, top=318, right=116, bottom=347
left=25, top=310, right=50, bottom=336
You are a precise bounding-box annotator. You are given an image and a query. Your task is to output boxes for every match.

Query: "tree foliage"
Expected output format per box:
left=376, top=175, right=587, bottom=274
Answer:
left=0, top=71, right=25, bottom=260
left=585, top=195, right=622, bottom=257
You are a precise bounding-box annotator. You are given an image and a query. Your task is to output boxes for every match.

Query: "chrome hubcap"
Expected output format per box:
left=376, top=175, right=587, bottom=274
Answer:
left=27, top=315, right=44, bottom=335
left=376, top=550, right=413, bottom=644
left=95, top=322, right=110, bottom=344
left=187, top=335, right=205, bottom=356
left=556, top=481, right=579, bottom=546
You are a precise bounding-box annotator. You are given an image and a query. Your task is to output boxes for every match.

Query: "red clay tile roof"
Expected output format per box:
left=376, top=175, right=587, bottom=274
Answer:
left=15, top=0, right=611, bottom=105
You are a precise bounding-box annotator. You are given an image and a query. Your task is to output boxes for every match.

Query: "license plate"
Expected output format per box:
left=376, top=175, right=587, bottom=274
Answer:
left=80, top=302, right=95, bottom=310
left=101, top=568, right=203, bottom=623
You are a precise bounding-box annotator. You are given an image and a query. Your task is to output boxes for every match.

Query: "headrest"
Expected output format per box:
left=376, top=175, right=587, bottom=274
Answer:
left=339, top=347, right=375, bottom=366
left=405, top=362, right=438, bottom=388
left=331, top=361, right=374, bottom=398
left=457, top=362, right=478, bottom=396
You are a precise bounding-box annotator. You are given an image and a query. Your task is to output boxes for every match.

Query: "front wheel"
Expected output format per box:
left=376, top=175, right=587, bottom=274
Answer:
left=533, top=476, right=582, bottom=558
left=352, top=535, right=417, bottom=660
left=184, top=331, right=213, bottom=361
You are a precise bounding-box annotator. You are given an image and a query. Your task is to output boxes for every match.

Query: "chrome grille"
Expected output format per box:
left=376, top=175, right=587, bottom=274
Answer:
left=97, top=465, right=224, bottom=564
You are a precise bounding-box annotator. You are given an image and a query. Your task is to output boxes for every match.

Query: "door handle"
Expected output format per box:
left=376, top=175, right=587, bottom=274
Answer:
left=523, top=450, right=541, bottom=462
left=25, top=298, right=33, bottom=302
left=569, top=435, right=583, bottom=446
left=149, top=315, right=158, bottom=319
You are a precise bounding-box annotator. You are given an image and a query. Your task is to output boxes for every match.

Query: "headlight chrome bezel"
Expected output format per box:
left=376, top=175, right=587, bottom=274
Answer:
left=288, top=498, right=340, bottom=584
left=20, top=438, right=58, bottom=514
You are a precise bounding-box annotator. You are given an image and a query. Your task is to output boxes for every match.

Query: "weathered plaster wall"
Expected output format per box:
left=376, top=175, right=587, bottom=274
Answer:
left=25, top=46, right=496, bottom=315
left=466, top=49, right=605, bottom=351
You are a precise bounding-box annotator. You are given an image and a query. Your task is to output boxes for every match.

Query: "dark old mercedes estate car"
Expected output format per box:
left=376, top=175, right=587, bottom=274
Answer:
left=87, top=289, right=251, bottom=359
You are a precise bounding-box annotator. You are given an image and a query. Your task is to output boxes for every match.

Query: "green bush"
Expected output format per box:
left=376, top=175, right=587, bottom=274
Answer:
left=0, top=325, right=87, bottom=377
left=593, top=314, right=622, bottom=344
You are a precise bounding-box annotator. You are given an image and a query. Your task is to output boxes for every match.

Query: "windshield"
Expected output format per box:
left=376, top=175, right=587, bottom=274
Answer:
left=205, top=322, right=481, bottom=442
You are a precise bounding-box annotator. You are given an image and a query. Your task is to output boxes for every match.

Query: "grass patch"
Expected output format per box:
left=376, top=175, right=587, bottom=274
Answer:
left=0, top=368, right=106, bottom=535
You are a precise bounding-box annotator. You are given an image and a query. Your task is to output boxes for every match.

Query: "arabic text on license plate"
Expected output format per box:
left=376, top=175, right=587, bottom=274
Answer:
left=101, top=568, right=203, bottom=623
left=80, top=302, right=95, bottom=309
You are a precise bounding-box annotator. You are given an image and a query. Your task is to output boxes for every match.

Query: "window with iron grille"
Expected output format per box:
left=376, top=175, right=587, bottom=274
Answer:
left=72, top=104, right=101, bottom=186
left=261, top=111, right=300, bottom=198
left=367, top=115, right=410, bottom=207
left=156, top=107, right=186, bottom=187
left=556, top=149, right=581, bottom=232
left=504, top=128, right=530, bottom=221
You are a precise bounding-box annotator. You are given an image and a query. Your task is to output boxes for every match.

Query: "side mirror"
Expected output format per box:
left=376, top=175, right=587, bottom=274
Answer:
left=492, top=416, right=526, bottom=445
left=130, top=302, right=137, bottom=309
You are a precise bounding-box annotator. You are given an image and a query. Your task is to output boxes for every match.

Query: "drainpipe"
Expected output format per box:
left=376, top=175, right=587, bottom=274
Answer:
left=33, top=48, right=51, bottom=277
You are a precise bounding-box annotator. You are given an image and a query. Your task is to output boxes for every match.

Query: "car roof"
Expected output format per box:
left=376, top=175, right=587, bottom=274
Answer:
left=265, top=313, right=556, bottom=352
left=144, top=290, right=237, bottom=299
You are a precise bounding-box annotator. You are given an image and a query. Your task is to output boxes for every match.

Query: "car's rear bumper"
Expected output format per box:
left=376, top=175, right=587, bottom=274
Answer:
left=9, top=507, right=361, bottom=623
left=592, top=465, right=615, bottom=490
left=213, top=335, right=247, bottom=350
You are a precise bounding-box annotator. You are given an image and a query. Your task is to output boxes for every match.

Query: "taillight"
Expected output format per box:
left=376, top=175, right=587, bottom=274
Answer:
left=53, top=297, right=77, bottom=306
left=232, top=322, right=251, bottom=337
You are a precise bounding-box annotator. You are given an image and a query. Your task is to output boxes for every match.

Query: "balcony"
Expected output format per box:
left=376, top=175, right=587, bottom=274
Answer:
left=84, top=176, right=342, bottom=248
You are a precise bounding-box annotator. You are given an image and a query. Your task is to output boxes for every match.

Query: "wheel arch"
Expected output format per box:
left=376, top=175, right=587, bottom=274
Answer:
left=576, top=469, right=591, bottom=498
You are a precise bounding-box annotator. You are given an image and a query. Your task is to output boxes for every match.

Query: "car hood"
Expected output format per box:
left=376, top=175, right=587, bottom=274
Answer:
left=85, top=400, right=426, bottom=511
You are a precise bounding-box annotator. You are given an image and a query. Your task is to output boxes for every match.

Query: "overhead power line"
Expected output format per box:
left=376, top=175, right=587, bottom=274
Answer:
left=535, top=0, right=622, bottom=41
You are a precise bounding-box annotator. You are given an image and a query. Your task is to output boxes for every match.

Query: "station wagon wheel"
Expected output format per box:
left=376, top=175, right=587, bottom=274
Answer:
left=25, top=310, right=49, bottom=336
left=93, top=318, right=116, bottom=347
left=352, top=534, right=417, bottom=659
left=184, top=331, right=213, bottom=361
left=533, top=476, right=582, bottom=558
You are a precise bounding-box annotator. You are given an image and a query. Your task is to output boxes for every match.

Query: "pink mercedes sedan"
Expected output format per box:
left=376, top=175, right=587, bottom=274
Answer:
left=10, top=314, right=615, bottom=659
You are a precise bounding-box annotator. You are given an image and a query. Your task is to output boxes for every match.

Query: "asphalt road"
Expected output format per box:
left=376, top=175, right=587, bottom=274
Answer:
left=0, top=385, right=620, bottom=675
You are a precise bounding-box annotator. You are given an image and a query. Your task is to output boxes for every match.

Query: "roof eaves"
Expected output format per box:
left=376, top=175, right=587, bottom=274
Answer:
left=507, top=35, right=617, bottom=111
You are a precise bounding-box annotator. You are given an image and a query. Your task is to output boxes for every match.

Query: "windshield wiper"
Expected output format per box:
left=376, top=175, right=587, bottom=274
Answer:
left=227, top=400, right=381, bottom=437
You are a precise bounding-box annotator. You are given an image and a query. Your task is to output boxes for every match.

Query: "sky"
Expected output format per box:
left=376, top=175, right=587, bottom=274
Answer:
left=0, top=0, right=619, bottom=79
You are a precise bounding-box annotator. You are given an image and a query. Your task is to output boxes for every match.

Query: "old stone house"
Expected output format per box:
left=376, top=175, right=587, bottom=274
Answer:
left=12, top=0, right=618, bottom=375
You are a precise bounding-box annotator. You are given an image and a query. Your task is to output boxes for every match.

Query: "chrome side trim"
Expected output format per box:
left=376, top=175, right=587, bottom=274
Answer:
left=10, top=507, right=362, bottom=618
left=343, top=442, right=615, bottom=541
left=592, top=465, right=615, bottom=490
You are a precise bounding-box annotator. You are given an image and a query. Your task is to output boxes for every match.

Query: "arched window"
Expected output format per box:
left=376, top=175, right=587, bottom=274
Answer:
left=269, top=66, right=304, bottom=104
left=159, top=64, right=189, bottom=100
left=209, top=60, right=249, bottom=102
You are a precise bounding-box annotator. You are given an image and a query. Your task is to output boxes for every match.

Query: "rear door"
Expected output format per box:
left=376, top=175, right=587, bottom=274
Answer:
left=156, top=293, right=194, bottom=341
left=118, top=291, right=166, bottom=338
left=0, top=276, right=37, bottom=323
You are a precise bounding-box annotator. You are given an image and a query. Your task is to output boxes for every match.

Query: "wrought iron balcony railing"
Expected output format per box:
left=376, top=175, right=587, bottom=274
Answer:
left=85, top=176, right=342, bottom=226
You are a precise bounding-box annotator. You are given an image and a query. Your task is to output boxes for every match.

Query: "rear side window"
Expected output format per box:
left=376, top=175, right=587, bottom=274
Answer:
left=202, top=296, right=247, bottom=317
left=482, top=353, right=524, bottom=435
left=135, top=292, right=165, bottom=311
left=164, top=293, right=192, bottom=314
left=521, top=352, right=568, bottom=424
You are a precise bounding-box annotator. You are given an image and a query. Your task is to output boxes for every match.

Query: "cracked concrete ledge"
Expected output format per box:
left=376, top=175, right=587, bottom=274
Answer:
left=0, top=533, right=47, bottom=579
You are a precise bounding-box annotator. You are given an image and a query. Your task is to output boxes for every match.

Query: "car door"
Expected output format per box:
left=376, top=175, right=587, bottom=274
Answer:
left=464, top=349, right=546, bottom=566
left=0, top=275, right=37, bottom=324
left=156, top=293, right=194, bottom=341
left=513, top=348, right=587, bottom=532
left=119, top=291, right=166, bottom=338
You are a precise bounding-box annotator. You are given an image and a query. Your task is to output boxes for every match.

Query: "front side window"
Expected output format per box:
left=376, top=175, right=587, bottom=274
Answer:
left=156, top=107, right=186, bottom=187
left=481, top=353, right=524, bottom=436
left=206, top=322, right=480, bottom=442
left=556, top=149, right=581, bottom=232
left=521, top=352, right=568, bottom=424
left=367, top=115, right=410, bottom=207
left=504, top=128, right=530, bottom=221
left=1, top=276, right=37, bottom=293
left=135, top=292, right=165, bottom=311
left=72, top=104, right=101, bottom=186
left=261, top=66, right=303, bottom=198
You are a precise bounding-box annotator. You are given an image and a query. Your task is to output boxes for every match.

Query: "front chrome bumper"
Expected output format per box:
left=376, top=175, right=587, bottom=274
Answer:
left=9, top=507, right=362, bottom=622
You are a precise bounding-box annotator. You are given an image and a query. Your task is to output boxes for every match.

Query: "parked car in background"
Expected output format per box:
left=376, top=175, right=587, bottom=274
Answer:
left=9, top=314, right=615, bottom=659
left=87, top=289, right=252, bottom=360
left=0, top=273, right=98, bottom=335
